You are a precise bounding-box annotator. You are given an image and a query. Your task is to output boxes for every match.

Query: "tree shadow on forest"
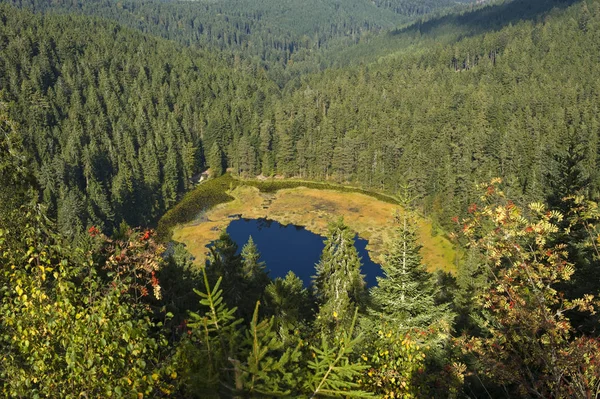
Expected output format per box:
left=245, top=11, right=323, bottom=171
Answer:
left=391, top=0, right=581, bottom=38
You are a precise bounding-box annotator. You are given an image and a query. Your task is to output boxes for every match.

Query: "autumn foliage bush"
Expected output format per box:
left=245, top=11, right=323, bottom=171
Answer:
left=0, top=208, right=175, bottom=397
left=457, top=179, right=600, bottom=397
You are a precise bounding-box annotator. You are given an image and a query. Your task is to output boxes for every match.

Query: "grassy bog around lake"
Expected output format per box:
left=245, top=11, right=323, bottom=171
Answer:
left=161, top=175, right=457, bottom=273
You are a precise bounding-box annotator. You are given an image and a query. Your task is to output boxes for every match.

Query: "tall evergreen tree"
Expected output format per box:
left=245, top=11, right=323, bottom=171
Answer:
left=162, top=146, right=180, bottom=210
left=371, top=213, right=450, bottom=332
left=313, top=218, right=366, bottom=336
left=240, top=236, right=271, bottom=302
left=208, top=141, right=224, bottom=177
left=206, top=232, right=247, bottom=317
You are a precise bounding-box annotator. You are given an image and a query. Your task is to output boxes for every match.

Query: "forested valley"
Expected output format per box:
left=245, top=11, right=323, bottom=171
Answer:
left=2, top=0, right=600, bottom=397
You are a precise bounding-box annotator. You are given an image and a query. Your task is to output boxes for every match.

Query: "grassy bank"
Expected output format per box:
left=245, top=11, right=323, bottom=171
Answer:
left=157, top=174, right=403, bottom=242
left=244, top=178, right=402, bottom=205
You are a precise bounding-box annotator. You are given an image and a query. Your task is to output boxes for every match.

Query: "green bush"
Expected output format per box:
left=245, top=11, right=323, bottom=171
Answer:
left=156, top=174, right=239, bottom=241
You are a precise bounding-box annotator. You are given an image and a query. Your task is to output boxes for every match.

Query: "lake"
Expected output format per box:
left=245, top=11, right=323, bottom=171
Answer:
left=225, top=218, right=383, bottom=287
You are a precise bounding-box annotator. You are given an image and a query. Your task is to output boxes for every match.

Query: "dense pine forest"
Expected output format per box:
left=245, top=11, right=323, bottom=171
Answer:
left=0, top=5, right=280, bottom=233
left=2, top=0, right=600, bottom=397
left=2, top=0, right=469, bottom=85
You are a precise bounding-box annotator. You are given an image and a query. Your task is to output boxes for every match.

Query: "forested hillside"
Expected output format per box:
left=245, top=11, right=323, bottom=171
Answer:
left=2, top=0, right=600, bottom=397
left=373, top=0, right=468, bottom=16
left=3, top=0, right=472, bottom=85
left=326, top=0, right=582, bottom=66
left=0, top=4, right=277, bottom=235
left=222, top=0, right=600, bottom=227
left=16, top=0, right=594, bottom=229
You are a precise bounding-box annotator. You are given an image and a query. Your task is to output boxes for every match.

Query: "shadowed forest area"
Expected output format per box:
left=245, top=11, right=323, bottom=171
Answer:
left=394, top=0, right=581, bottom=37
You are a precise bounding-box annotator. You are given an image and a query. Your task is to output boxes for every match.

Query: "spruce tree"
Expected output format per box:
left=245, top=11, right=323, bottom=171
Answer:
left=313, top=218, right=366, bottom=336
left=206, top=232, right=247, bottom=317
left=371, top=213, right=449, bottom=332
left=241, top=236, right=266, bottom=279
left=240, top=236, right=270, bottom=301
left=208, top=141, right=224, bottom=177
left=264, top=271, right=313, bottom=342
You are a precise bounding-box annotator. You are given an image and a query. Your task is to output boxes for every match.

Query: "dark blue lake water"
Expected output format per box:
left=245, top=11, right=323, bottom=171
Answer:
left=225, top=218, right=383, bottom=287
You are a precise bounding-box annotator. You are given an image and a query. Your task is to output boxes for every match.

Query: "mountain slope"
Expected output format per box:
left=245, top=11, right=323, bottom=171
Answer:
left=0, top=4, right=277, bottom=234
left=235, top=0, right=600, bottom=226
left=2, top=0, right=470, bottom=85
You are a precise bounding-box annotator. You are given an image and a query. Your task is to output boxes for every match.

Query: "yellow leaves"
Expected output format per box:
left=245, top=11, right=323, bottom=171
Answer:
left=571, top=295, right=596, bottom=313
left=515, top=215, right=528, bottom=228
left=37, top=265, right=52, bottom=281
left=534, top=238, right=549, bottom=250
left=493, top=206, right=507, bottom=224
left=535, top=220, right=559, bottom=234
left=561, top=264, right=575, bottom=280
left=151, top=373, right=159, bottom=381
left=451, top=362, right=467, bottom=383
left=549, top=210, right=564, bottom=222
left=529, top=202, right=546, bottom=213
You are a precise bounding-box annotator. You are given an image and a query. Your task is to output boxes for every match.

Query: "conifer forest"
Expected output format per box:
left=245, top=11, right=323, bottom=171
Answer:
left=2, top=0, right=600, bottom=397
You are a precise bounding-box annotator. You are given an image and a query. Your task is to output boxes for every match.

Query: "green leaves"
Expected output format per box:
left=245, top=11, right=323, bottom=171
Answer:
left=182, top=264, right=375, bottom=398
left=189, top=271, right=241, bottom=334
left=0, top=209, right=170, bottom=398
left=238, top=302, right=301, bottom=396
